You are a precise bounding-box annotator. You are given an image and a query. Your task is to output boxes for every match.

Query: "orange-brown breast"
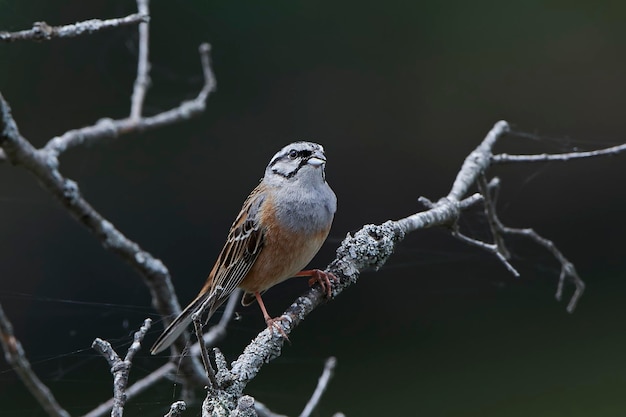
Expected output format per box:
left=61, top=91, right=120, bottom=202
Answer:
left=239, top=197, right=331, bottom=293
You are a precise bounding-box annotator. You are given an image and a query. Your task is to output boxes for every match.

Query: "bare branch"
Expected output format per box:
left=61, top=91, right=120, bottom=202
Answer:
left=0, top=13, right=148, bottom=43
left=82, top=361, right=177, bottom=417
left=476, top=174, right=586, bottom=312
left=477, top=175, right=510, bottom=259
left=492, top=137, right=626, bottom=164
left=0, top=0, right=215, bottom=385
left=92, top=319, right=152, bottom=417
left=130, top=0, right=151, bottom=120
left=498, top=226, right=586, bottom=313
left=396, top=121, right=511, bottom=235
left=0, top=90, right=204, bottom=362
left=43, top=42, right=215, bottom=159
left=126, top=318, right=152, bottom=361
left=0, top=303, right=70, bottom=417
left=83, top=292, right=240, bottom=417
left=448, top=120, right=510, bottom=201
left=451, top=227, right=520, bottom=277
left=192, top=311, right=219, bottom=390
left=299, top=357, right=337, bottom=417
left=189, top=289, right=240, bottom=357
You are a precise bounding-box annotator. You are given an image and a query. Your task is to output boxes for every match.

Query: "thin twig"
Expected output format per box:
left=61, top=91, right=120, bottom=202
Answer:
left=451, top=227, right=520, bottom=277
left=477, top=174, right=511, bottom=259
left=492, top=143, right=626, bottom=164
left=82, top=292, right=240, bottom=417
left=192, top=312, right=219, bottom=390
left=189, top=289, right=241, bottom=357
left=299, top=357, right=337, bottom=417
left=0, top=303, right=70, bottom=417
left=498, top=226, right=586, bottom=313
left=2, top=43, right=214, bottom=166
left=130, top=0, right=151, bottom=120
left=0, top=14, right=148, bottom=42
left=127, top=318, right=152, bottom=361
left=42, top=42, right=215, bottom=159
left=92, top=319, right=152, bottom=417
left=82, top=362, right=177, bottom=417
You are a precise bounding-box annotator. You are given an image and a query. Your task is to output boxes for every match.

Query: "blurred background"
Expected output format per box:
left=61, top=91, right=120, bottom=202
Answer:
left=1, top=0, right=626, bottom=415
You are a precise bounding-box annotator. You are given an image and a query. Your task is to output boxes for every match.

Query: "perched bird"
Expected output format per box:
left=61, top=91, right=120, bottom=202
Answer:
left=151, top=141, right=337, bottom=354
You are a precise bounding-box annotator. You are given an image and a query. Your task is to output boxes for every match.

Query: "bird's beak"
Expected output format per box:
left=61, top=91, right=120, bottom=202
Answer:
left=307, top=151, right=326, bottom=166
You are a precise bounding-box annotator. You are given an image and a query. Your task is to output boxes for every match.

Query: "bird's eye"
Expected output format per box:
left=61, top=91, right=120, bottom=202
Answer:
left=288, top=149, right=298, bottom=159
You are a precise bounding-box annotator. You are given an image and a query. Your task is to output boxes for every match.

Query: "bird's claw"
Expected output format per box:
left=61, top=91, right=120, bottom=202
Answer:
left=306, top=269, right=337, bottom=298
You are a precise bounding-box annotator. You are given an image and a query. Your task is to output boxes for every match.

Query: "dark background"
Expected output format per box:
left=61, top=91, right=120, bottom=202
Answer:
left=1, top=0, right=626, bottom=416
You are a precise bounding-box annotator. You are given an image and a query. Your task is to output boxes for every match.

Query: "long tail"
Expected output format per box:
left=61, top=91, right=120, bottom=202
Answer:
left=150, top=292, right=217, bottom=355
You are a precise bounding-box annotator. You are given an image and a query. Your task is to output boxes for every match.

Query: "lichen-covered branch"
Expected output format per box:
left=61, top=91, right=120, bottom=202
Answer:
left=165, top=402, right=187, bottom=417
left=194, top=119, right=626, bottom=415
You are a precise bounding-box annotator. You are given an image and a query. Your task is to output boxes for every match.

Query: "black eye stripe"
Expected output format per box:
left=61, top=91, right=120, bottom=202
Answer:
left=269, top=148, right=315, bottom=167
left=289, top=149, right=312, bottom=159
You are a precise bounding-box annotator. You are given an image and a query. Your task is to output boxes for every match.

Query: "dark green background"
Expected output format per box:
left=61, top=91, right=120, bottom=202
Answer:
left=1, top=0, right=626, bottom=416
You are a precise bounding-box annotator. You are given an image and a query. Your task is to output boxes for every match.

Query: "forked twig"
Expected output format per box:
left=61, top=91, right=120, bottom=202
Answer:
left=92, top=319, right=152, bottom=417
left=82, top=291, right=241, bottom=417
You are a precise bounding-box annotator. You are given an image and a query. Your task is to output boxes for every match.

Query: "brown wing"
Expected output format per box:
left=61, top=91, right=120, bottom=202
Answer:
left=150, top=184, right=267, bottom=354
left=205, top=183, right=266, bottom=314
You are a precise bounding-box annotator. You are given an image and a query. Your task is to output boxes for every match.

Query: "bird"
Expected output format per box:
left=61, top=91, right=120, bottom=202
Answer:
left=150, top=141, right=337, bottom=354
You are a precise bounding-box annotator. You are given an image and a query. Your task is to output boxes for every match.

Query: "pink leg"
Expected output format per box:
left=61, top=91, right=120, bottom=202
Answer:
left=254, top=292, right=289, bottom=340
left=295, top=269, right=337, bottom=298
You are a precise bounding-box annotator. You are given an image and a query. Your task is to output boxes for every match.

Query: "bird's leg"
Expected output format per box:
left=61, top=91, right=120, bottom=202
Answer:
left=254, top=292, right=290, bottom=341
left=295, top=269, right=337, bottom=298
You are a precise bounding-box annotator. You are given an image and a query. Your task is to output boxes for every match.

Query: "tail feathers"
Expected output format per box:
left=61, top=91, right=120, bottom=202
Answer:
left=150, top=293, right=215, bottom=355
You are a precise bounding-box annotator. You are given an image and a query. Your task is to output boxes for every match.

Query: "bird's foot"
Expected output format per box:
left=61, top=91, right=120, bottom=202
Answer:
left=265, top=315, right=290, bottom=342
left=299, top=269, right=337, bottom=298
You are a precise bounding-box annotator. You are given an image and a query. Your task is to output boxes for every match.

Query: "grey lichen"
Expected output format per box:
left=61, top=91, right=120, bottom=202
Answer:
left=332, top=220, right=404, bottom=282
left=62, top=179, right=79, bottom=203
left=230, top=396, right=256, bottom=417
